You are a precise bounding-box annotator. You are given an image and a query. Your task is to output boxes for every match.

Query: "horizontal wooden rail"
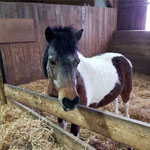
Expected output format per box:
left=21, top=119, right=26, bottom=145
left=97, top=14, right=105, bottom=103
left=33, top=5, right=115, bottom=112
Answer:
left=8, top=99, right=94, bottom=150
left=0, top=19, right=35, bottom=44
left=4, top=84, right=150, bottom=150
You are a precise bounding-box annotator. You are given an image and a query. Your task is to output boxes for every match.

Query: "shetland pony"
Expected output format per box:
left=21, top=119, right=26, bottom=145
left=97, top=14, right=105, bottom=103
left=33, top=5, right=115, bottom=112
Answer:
left=43, top=26, right=132, bottom=136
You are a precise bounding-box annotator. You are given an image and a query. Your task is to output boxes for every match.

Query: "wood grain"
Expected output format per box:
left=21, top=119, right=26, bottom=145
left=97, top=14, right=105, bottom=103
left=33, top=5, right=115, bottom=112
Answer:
left=117, top=0, right=147, bottom=30
left=4, top=84, right=150, bottom=150
left=0, top=18, right=35, bottom=43
left=108, top=30, right=150, bottom=74
left=0, top=2, right=117, bottom=85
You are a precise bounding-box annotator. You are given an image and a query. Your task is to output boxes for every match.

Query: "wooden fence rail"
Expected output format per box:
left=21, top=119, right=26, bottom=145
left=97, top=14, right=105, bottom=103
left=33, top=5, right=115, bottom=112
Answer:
left=4, top=84, right=150, bottom=150
left=8, top=99, right=95, bottom=150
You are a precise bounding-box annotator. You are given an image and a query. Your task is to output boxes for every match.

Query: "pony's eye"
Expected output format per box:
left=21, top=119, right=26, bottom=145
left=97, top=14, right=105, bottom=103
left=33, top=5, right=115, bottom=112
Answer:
left=50, top=60, right=56, bottom=66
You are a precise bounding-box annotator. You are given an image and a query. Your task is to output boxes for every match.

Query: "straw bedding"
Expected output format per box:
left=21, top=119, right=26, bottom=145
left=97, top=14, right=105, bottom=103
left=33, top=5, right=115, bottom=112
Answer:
left=0, top=103, right=62, bottom=150
left=0, top=73, right=150, bottom=150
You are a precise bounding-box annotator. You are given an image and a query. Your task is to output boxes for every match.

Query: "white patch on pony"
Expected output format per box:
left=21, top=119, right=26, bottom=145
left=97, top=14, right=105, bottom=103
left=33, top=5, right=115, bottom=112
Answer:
left=77, top=52, right=123, bottom=106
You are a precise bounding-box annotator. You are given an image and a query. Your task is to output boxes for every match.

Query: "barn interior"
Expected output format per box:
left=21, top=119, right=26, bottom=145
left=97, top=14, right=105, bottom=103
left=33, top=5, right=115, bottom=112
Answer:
left=0, top=0, right=150, bottom=150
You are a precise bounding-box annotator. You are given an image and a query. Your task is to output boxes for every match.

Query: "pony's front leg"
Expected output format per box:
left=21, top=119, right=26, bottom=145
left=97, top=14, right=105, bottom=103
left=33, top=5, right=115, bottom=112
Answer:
left=70, top=123, right=80, bottom=136
left=124, top=101, right=129, bottom=118
left=58, top=118, right=67, bottom=129
left=114, top=98, right=119, bottom=115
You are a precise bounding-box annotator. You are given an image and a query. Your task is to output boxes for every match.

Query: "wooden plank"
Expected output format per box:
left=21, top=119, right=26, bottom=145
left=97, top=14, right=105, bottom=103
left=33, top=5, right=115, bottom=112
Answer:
left=112, top=31, right=150, bottom=44
left=119, top=1, right=149, bottom=8
left=117, top=1, right=147, bottom=30
left=3, top=2, right=12, bottom=18
left=119, top=54, right=150, bottom=74
left=0, top=44, right=17, bottom=85
left=95, top=7, right=100, bottom=54
left=88, top=7, right=93, bottom=57
left=110, top=43, right=150, bottom=56
left=101, top=8, right=105, bottom=52
left=20, top=3, right=33, bottom=83
left=36, top=3, right=45, bottom=79
left=0, top=3, right=4, bottom=18
left=133, top=66, right=150, bottom=75
left=2, top=2, right=19, bottom=85
left=98, top=8, right=103, bottom=53
left=4, top=84, right=150, bottom=150
left=8, top=99, right=95, bottom=150
left=0, top=2, right=117, bottom=84
left=109, top=30, right=150, bottom=75
left=80, top=6, right=86, bottom=55
left=9, top=43, right=23, bottom=85
left=0, top=18, right=35, bottom=43
left=91, top=7, right=96, bottom=56
left=30, top=3, right=41, bottom=81
left=10, top=2, right=18, bottom=18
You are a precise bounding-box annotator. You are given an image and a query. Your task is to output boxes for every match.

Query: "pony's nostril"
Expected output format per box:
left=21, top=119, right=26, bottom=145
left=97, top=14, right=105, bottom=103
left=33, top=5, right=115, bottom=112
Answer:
left=73, top=96, right=80, bottom=105
left=62, top=97, right=69, bottom=108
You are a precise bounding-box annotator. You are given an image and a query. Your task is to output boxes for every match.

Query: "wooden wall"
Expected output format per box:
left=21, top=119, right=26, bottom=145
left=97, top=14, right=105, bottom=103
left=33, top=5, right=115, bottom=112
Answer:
left=108, top=30, right=150, bottom=74
left=0, top=2, right=117, bottom=85
left=117, top=0, right=148, bottom=30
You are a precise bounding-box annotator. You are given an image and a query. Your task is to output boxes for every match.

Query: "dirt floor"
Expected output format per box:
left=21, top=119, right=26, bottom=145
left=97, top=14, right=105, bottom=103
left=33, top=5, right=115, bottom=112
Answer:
left=0, top=73, right=150, bottom=150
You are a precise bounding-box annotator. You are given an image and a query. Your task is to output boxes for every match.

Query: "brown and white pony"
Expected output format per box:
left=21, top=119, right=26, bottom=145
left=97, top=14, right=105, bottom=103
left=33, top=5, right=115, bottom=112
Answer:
left=43, top=26, right=132, bottom=136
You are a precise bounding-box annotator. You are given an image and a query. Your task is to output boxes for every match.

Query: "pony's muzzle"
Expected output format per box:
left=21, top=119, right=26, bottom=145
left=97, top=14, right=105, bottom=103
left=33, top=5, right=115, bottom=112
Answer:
left=62, top=96, right=80, bottom=111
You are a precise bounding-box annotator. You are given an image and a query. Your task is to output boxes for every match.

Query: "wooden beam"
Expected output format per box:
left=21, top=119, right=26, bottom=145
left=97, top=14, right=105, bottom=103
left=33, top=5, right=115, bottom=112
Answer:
left=119, top=1, right=149, bottom=8
left=112, top=31, right=150, bottom=44
left=8, top=99, right=95, bottom=150
left=0, top=19, right=35, bottom=44
left=4, top=84, right=150, bottom=150
left=108, top=30, right=150, bottom=74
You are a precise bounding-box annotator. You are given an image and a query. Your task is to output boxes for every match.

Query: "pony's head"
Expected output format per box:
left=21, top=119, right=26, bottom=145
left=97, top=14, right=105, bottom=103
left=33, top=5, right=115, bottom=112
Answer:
left=43, top=26, right=83, bottom=111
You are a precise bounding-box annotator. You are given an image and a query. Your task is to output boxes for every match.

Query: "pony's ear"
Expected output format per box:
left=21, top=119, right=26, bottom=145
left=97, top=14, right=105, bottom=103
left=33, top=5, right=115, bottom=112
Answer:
left=45, top=27, right=55, bottom=43
left=75, top=29, right=84, bottom=41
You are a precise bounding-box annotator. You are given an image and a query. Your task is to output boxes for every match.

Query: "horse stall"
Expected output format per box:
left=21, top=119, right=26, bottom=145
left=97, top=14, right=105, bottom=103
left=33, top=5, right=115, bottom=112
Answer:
left=0, top=1, right=150, bottom=150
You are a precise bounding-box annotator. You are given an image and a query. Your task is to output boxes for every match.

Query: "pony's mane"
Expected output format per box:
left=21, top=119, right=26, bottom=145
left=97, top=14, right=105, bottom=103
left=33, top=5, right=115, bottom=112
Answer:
left=51, top=26, right=78, bottom=56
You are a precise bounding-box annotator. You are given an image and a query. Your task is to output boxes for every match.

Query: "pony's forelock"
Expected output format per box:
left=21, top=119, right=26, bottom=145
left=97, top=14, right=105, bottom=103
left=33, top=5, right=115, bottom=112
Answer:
left=51, top=26, right=78, bottom=57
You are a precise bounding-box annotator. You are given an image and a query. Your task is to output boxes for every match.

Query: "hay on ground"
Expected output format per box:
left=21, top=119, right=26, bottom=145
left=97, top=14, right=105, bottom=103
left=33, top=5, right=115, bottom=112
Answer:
left=7, top=73, right=150, bottom=150
left=0, top=102, right=62, bottom=150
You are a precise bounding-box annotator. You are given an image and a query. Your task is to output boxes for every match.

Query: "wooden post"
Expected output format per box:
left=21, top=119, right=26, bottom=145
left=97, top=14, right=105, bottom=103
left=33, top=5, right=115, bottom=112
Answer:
left=0, top=50, right=7, bottom=104
left=4, top=84, right=150, bottom=150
